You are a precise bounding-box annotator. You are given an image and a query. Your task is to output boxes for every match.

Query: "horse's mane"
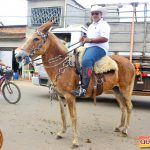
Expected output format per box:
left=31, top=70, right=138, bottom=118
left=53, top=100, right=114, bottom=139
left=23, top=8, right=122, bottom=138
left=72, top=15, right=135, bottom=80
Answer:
left=48, top=32, right=68, bottom=55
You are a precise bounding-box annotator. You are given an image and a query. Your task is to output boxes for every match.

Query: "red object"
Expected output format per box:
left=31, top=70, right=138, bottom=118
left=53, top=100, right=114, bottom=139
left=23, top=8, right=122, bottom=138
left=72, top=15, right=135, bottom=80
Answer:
left=141, top=74, right=147, bottom=77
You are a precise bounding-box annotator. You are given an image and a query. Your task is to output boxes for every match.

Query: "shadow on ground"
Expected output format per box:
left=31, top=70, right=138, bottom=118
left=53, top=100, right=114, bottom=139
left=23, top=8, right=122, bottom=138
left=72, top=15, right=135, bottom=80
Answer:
left=76, top=95, right=150, bottom=110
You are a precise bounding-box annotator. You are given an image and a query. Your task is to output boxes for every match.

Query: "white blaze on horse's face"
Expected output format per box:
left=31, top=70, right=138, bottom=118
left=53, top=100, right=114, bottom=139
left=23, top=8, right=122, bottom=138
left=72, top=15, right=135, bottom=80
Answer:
left=15, top=49, right=28, bottom=60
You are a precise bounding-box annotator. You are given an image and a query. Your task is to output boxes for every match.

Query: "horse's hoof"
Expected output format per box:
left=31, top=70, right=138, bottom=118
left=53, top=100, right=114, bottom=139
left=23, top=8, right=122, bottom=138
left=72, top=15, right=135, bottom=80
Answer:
left=72, top=144, right=79, bottom=148
left=114, top=127, right=121, bottom=132
left=56, top=135, right=63, bottom=139
left=122, top=131, right=128, bottom=137
left=72, top=140, right=79, bottom=148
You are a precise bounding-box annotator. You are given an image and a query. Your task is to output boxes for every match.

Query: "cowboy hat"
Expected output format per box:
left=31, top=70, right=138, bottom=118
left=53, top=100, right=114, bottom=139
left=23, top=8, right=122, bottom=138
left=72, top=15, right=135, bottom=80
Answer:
left=91, top=5, right=107, bottom=16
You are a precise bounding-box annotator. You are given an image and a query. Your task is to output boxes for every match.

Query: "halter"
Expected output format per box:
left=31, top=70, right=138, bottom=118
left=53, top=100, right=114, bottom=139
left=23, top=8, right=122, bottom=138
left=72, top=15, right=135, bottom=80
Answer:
left=24, top=29, right=82, bottom=100
left=28, top=30, right=75, bottom=81
left=31, top=30, right=81, bottom=64
left=29, top=29, right=48, bottom=58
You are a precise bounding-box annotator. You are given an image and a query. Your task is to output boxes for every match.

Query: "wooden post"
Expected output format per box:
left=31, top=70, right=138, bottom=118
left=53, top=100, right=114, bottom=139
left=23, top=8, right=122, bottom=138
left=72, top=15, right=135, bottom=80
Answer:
left=130, top=8, right=135, bottom=63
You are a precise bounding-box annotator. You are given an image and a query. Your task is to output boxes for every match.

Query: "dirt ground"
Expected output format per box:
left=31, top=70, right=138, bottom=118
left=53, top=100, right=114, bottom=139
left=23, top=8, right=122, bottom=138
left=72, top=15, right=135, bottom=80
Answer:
left=0, top=80, right=150, bottom=150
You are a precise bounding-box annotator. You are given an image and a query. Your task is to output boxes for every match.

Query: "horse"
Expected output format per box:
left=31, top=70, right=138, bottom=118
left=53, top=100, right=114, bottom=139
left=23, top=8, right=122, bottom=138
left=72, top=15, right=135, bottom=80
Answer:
left=15, top=20, right=135, bottom=147
left=0, top=129, right=3, bottom=149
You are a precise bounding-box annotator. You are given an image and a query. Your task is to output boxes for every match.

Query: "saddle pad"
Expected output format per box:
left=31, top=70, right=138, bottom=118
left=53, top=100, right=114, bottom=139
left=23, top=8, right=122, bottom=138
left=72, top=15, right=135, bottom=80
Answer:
left=76, top=46, right=118, bottom=74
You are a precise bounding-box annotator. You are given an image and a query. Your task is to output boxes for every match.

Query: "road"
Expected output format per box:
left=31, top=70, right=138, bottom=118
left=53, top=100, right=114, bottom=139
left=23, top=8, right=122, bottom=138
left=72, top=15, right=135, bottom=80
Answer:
left=0, top=80, right=150, bottom=150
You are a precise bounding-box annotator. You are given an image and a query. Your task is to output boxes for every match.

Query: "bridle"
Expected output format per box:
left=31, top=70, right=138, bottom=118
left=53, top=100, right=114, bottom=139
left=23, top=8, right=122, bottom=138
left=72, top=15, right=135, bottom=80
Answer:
left=20, top=27, right=82, bottom=69
left=31, top=29, right=82, bottom=62
left=26, top=30, right=75, bottom=82
left=20, top=29, right=81, bottom=98
left=29, top=29, right=48, bottom=58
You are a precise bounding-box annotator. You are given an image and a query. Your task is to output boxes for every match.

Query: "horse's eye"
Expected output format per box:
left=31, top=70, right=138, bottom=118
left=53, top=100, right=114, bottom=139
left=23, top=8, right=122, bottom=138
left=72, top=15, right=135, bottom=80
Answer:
left=33, top=38, right=39, bottom=42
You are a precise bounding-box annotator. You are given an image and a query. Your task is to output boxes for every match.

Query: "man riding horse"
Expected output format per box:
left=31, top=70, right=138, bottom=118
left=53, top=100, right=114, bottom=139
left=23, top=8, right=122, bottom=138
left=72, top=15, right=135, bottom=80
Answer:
left=15, top=11, right=135, bottom=146
left=72, top=5, right=110, bottom=97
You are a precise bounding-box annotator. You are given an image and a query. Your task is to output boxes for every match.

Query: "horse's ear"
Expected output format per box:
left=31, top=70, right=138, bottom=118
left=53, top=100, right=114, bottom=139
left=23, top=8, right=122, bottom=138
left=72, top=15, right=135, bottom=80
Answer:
left=38, top=20, right=54, bottom=33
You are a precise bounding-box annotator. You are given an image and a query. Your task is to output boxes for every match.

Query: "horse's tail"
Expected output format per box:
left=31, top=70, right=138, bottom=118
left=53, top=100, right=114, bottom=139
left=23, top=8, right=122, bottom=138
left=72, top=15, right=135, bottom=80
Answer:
left=129, top=65, right=136, bottom=96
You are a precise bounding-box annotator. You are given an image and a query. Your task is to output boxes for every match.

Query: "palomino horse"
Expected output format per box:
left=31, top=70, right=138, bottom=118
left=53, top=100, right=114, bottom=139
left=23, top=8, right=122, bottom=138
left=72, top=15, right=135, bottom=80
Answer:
left=16, top=21, right=135, bottom=147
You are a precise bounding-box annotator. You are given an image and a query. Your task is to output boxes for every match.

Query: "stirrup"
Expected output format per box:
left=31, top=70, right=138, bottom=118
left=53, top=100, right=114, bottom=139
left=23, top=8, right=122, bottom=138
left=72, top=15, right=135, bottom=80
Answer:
left=72, top=87, right=86, bottom=97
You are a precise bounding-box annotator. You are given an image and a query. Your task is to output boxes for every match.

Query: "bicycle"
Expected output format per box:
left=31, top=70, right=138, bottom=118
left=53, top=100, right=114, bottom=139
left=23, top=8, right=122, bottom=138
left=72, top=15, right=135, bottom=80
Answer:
left=0, top=68, right=21, bottom=104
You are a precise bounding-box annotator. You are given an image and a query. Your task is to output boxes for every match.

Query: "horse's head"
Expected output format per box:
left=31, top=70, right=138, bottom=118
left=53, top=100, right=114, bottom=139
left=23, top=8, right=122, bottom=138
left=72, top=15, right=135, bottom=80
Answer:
left=15, top=20, right=54, bottom=63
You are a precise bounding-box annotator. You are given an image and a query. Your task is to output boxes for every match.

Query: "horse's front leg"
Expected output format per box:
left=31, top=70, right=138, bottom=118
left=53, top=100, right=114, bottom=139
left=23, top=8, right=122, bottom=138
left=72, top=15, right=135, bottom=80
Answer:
left=65, top=94, right=79, bottom=147
left=57, top=96, right=67, bottom=138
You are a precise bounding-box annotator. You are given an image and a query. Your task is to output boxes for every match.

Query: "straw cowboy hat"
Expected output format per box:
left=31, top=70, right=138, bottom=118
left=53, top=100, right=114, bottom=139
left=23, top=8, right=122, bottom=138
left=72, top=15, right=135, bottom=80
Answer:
left=91, top=5, right=107, bottom=16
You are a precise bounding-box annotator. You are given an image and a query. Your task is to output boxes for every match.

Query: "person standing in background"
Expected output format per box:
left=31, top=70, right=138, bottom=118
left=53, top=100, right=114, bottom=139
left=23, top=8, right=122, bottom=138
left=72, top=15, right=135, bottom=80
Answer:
left=0, top=59, right=8, bottom=75
left=18, top=61, right=23, bottom=78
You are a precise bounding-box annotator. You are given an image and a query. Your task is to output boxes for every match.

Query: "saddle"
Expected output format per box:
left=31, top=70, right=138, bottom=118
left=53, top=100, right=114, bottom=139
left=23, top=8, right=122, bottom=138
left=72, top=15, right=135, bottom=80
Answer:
left=74, top=46, right=118, bottom=103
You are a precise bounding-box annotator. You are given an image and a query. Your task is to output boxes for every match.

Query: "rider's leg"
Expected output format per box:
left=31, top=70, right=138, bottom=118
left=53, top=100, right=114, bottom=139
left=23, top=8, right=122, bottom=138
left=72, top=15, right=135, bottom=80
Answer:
left=72, top=46, right=106, bottom=97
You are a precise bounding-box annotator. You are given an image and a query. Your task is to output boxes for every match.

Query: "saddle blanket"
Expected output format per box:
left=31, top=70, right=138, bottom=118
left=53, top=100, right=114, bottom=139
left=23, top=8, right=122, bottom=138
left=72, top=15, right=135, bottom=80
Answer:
left=76, top=46, right=118, bottom=74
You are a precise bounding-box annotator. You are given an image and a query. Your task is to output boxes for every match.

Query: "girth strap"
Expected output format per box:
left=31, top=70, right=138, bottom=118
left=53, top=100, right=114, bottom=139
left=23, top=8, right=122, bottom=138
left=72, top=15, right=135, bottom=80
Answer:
left=92, top=73, right=104, bottom=105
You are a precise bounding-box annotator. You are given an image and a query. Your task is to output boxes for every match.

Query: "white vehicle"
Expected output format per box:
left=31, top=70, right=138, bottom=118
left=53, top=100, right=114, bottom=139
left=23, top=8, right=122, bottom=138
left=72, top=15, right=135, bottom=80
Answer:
left=32, top=24, right=87, bottom=87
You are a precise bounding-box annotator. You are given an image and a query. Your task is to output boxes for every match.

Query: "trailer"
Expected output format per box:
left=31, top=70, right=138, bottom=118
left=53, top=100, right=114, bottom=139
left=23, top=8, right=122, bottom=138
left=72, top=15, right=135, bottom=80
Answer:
left=104, top=2, right=150, bottom=95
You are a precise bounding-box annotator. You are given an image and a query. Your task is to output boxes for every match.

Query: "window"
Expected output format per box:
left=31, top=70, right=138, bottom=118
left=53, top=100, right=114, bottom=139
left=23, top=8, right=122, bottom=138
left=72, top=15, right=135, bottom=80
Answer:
left=31, top=7, right=62, bottom=26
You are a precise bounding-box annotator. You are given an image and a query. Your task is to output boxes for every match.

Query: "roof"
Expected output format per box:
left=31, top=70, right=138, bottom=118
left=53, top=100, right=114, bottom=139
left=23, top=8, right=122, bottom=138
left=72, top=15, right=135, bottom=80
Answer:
left=27, top=0, right=85, bottom=9
left=0, top=25, right=27, bottom=40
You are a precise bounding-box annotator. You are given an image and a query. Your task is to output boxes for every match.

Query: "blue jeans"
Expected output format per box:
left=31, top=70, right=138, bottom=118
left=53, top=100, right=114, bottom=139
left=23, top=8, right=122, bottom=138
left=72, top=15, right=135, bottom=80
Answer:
left=82, top=46, right=106, bottom=68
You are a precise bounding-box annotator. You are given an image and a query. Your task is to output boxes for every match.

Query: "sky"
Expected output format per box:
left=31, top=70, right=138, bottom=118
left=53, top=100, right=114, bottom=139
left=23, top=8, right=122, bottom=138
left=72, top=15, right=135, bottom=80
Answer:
left=0, top=0, right=149, bottom=25
left=0, top=0, right=27, bottom=25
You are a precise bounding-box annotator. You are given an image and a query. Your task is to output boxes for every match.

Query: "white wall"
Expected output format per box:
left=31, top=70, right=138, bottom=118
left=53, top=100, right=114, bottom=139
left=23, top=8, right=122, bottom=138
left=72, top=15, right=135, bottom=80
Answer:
left=0, top=51, right=12, bottom=68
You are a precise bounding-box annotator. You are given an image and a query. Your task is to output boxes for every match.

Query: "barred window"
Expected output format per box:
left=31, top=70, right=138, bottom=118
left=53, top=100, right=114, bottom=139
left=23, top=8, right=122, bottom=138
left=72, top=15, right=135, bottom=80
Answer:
left=0, top=48, right=12, bottom=51
left=31, top=7, right=62, bottom=26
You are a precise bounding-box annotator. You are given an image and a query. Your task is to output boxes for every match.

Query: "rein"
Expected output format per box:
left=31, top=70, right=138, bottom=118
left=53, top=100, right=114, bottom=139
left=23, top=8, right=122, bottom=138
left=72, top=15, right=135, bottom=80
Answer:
left=25, top=29, right=82, bottom=68
left=22, top=30, right=80, bottom=86
left=35, top=41, right=82, bottom=66
left=32, top=29, right=81, bottom=64
left=28, top=30, right=77, bottom=82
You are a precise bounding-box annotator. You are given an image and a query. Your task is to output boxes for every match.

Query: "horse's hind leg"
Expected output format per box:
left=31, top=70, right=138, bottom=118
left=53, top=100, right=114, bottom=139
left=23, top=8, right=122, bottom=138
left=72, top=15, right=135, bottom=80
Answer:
left=121, top=87, right=133, bottom=136
left=113, top=85, right=133, bottom=136
left=56, top=96, right=67, bottom=138
left=113, top=86, right=127, bottom=133
left=120, top=76, right=134, bottom=136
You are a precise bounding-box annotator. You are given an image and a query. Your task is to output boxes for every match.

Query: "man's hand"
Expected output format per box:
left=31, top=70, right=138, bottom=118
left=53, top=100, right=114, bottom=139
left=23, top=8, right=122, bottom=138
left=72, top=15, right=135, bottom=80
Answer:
left=80, top=36, right=92, bottom=44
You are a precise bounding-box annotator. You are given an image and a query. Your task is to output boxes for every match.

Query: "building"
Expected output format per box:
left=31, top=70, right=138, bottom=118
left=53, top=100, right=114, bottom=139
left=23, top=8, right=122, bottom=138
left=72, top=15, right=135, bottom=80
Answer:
left=0, top=25, right=27, bottom=68
left=27, top=0, right=90, bottom=33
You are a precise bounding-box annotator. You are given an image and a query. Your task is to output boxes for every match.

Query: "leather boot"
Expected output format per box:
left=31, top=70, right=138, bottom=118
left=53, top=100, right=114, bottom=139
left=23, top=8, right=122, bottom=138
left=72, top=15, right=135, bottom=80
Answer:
left=72, top=68, right=93, bottom=97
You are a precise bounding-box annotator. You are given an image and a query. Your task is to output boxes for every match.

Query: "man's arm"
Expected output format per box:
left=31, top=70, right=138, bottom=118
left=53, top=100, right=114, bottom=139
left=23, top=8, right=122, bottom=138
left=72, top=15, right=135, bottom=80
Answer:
left=80, top=36, right=108, bottom=44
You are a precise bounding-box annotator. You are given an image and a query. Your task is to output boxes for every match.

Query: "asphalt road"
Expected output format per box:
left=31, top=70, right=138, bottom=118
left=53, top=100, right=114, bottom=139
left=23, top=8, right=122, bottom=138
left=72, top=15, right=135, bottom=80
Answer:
left=0, top=80, right=150, bottom=150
